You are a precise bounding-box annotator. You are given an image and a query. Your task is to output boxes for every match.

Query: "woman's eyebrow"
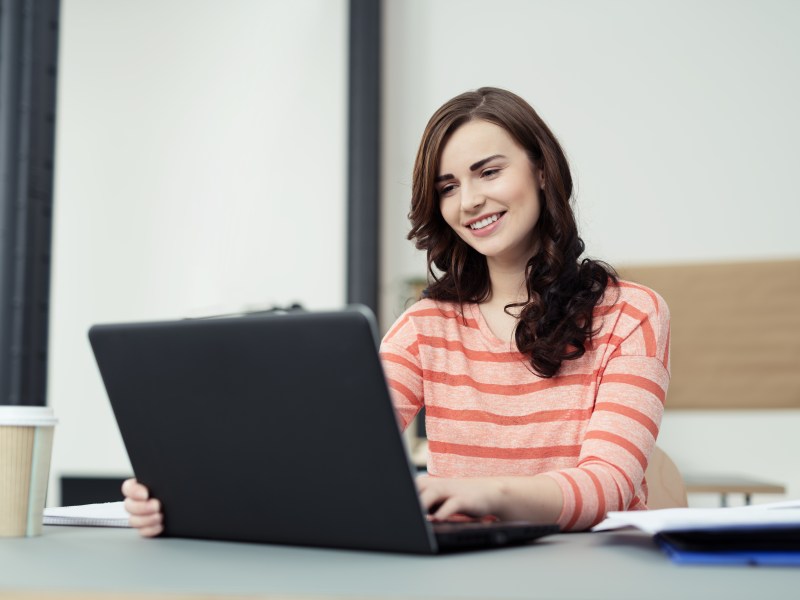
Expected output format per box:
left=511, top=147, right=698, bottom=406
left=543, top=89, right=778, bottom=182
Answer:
left=436, top=154, right=507, bottom=182
left=469, top=154, right=505, bottom=172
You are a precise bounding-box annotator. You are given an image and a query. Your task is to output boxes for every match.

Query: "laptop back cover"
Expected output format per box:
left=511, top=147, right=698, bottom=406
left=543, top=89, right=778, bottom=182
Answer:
left=89, top=307, right=437, bottom=553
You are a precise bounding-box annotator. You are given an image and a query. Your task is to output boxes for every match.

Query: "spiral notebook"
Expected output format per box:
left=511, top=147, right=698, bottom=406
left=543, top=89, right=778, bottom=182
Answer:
left=43, top=502, right=130, bottom=528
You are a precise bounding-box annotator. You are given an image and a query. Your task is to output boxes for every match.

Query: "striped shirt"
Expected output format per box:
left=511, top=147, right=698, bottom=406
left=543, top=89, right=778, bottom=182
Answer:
left=380, top=281, right=671, bottom=531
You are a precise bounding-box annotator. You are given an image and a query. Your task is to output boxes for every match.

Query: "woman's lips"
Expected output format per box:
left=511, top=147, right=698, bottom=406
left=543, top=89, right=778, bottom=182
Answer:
left=467, top=212, right=506, bottom=238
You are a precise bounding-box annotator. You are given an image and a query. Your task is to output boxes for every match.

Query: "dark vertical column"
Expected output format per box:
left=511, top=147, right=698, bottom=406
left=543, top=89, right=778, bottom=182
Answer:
left=0, top=0, right=60, bottom=405
left=347, top=0, right=381, bottom=320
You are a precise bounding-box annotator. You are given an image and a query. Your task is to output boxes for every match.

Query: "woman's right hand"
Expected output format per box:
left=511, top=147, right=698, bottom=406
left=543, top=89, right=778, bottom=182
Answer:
left=122, top=478, right=163, bottom=537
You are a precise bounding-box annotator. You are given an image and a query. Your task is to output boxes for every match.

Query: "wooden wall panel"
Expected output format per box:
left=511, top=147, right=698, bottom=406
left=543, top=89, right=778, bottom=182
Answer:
left=618, top=260, right=800, bottom=409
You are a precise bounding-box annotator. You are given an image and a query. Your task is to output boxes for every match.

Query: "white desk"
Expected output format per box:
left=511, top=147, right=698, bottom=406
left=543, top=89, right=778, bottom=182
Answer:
left=0, top=526, right=798, bottom=599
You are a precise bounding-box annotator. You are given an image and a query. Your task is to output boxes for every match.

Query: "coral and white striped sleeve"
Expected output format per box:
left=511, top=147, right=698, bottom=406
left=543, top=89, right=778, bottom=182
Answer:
left=379, top=310, right=425, bottom=430
left=543, top=288, right=671, bottom=530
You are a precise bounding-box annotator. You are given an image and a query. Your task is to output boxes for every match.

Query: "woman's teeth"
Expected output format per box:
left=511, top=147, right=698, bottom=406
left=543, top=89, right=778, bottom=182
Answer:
left=469, top=213, right=502, bottom=230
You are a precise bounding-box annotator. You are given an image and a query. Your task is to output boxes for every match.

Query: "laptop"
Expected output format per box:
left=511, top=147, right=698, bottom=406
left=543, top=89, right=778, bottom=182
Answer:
left=89, top=305, right=559, bottom=553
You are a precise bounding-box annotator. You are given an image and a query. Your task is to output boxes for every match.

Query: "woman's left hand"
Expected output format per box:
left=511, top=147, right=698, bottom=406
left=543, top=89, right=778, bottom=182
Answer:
left=416, top=475, right=502, bottom=521
left=416, top=473, right=564, bottom=524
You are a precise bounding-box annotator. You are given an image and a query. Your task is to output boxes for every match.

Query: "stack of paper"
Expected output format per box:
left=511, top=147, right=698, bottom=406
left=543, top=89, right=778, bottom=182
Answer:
left=43, top=501, right=131, bottom=528
left=594, top=500, right=800, bottom=565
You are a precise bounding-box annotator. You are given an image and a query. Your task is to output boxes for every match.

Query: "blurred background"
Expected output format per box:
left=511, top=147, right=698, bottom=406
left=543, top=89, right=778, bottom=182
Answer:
left=2, top=0, right=797, bottom=508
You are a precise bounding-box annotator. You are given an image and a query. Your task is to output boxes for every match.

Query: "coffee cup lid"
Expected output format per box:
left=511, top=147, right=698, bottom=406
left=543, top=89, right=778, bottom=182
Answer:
left=0, top=405, right=57, bottom=426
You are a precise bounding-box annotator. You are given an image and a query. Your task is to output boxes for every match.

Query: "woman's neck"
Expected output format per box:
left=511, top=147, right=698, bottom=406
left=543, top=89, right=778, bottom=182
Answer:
left=485, top=259, right=529, bottom=308
left=477, top=260, right=530, bottom=344
left=483, top=239, right=539, bottom=307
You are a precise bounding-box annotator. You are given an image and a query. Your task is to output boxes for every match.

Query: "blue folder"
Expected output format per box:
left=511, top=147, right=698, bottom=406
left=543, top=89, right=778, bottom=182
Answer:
left=654, top=526, right=800, bottom=566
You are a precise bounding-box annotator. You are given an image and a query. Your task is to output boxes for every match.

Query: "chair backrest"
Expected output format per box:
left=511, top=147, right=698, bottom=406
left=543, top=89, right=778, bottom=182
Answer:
left=645, top=446, right=688, bottom=509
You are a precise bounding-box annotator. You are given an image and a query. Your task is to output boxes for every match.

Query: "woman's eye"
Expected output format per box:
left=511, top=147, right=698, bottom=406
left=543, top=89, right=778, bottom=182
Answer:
left=481, top=167, right=500, bottom=178
left=439, top=183, right=457, bottom=196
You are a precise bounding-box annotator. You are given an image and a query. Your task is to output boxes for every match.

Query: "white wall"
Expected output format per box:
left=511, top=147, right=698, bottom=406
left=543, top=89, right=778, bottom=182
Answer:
left=48, top=0, right=347, bottom=502
left=381, top=0, right=800, bottom=506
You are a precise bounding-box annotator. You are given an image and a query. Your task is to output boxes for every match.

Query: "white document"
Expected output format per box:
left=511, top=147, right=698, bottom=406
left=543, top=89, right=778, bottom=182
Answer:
left=43, top=501, right=131, bottom=528
left=593, top=499, right=800, bottom=534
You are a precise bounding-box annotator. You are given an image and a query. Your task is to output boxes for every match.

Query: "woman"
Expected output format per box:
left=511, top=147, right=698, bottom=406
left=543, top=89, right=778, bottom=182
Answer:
left=124, top=87, right=670, bottom=535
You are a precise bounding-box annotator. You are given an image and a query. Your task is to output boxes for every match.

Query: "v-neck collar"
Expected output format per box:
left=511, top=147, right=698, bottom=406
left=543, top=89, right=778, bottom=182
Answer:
left=467, top=302, right=522, bottom=355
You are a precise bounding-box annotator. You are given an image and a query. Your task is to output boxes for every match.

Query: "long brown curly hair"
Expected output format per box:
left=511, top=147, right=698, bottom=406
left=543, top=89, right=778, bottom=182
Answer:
left=407, top=87, right=617, bottom=378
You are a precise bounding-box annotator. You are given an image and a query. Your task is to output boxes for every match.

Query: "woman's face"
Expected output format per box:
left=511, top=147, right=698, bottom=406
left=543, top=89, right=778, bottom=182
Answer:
left=436, top=119, right=544, bottom=269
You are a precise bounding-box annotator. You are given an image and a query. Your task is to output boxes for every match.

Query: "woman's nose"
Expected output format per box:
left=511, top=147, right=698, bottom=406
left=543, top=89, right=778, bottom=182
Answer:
left=460, top=186, right=485, bottom=212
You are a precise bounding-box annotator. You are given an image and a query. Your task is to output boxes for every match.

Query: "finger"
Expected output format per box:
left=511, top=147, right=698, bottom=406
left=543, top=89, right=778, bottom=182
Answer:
left=139, top=524, right=164, bottom=538
left=128, top=511, right=163, bottom=530
left=415, top=474, right=430, bottom=491
left=433, top=497, right=467, bottom=521
left=124, top=497, right=161, bottom=516
left=418, top=486, right=448, bottom=514
left=121, top=478, right=149, bottom=501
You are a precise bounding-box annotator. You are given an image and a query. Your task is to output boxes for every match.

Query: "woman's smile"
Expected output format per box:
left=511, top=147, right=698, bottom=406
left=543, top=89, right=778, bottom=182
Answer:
left=466, top=211, right=507, bottom=236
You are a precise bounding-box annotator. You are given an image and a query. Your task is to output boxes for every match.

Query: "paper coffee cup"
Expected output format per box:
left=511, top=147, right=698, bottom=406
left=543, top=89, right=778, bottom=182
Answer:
left=0, top=406, right=57, bottom=537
